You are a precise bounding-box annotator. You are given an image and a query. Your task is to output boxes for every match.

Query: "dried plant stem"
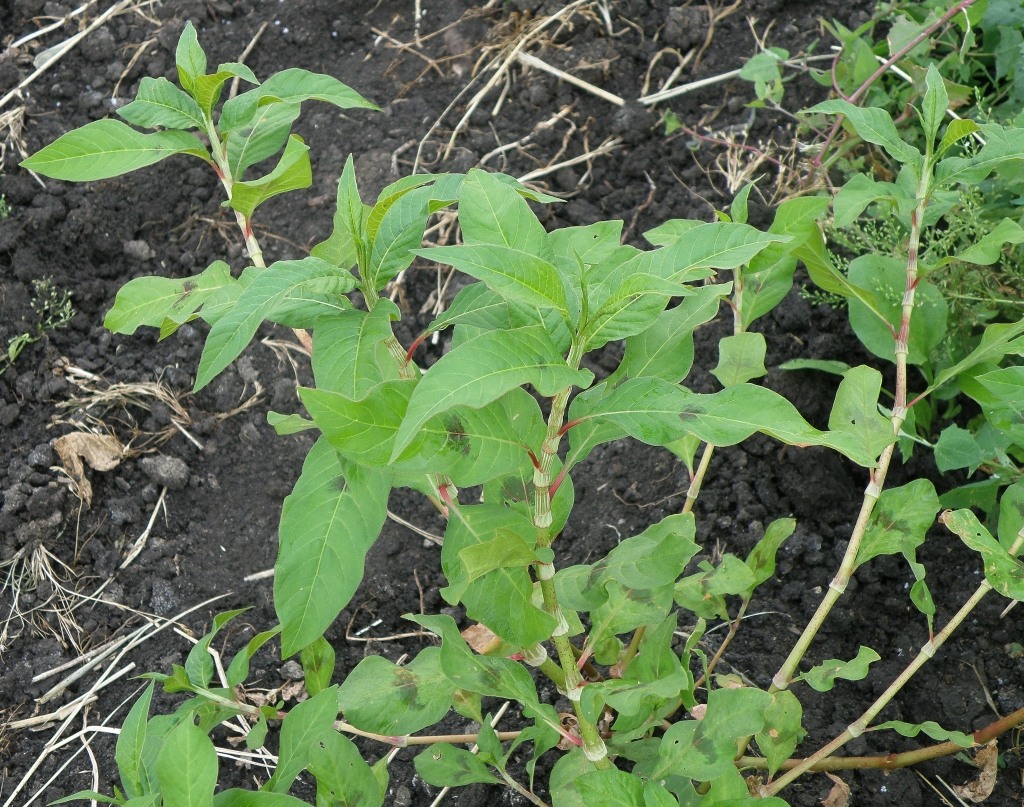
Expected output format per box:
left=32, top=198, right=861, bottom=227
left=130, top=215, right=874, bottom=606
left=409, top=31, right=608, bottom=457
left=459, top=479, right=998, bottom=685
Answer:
left=766, top=527, right=1024, bottom=794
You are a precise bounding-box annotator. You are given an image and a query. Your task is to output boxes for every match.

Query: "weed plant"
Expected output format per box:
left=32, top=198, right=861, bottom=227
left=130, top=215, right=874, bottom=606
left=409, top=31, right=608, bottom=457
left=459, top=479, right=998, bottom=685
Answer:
left=22, top=22, right=1024, bottom=807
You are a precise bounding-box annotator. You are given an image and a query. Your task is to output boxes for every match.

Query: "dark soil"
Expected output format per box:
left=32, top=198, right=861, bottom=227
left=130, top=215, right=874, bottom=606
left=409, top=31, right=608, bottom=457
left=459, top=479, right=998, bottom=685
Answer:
left=1, top=2, right=1021, bottom=806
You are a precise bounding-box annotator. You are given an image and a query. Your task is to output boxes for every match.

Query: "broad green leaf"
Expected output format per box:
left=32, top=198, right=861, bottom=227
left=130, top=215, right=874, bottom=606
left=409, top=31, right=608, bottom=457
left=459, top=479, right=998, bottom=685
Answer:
left=581, top=268, right=689, bottom=350
left=802, top=247, right=886, bottom=323
left=744, top=517, right=796, bottom=594
left=674, top=555, right=755, bottom=620
left=549, top=220, right=624, bottom=268
left=229, top=134, right=312, bottom=219
left=184, top=608, right=249, bottom=689
left=779, top=358, right=850, bottom=376
left=115, top=683, right=154, bottom=799
left=972, top=367, right=1024, bottom=444
left=827, top=366, right=895, bottom=463
left=550, top=750, right=598, bottom=807
left=226, top=626, right=282, bottom=688
left=441, top=503, right=556, bottom=646
left=808, top=99, right=922, bottom=167
left=175, top=22, right=207, bottom=94
left=846, top=255, right=948, bottom=366
left=117, top=77, right=206, bottom=130
left=367, top=173, right=454, bottom=241
left=21, top=120, right=207, bottom=181
left=337, top=647, right=455, bottom=735
left=755, top=690, right=804, bottom=777
left=941, top=509, right=1024, bottom=599
left=833, top=173, right=901, bottom=228
left=105, top=261, right=236, bottom=336
left=921, top=64, right=948, bottom=145
left=997, top=481, right=1024, bottom=549
left=644, top=221, right=789, bottom=281
left=596, top=513, right=698, bottom=590
left=257, top=67, right=377, bottom=111
left=266, top=687, right=340, bottom=793
left=369, top=183, right=453, bottom=289
left=856, top=480, right=938, bottom=566
left=711, top=332, right=767, bottom=387
left=390, top=326, right=591, bottom=459
left=213, top=790, right=309, bottom=807
left=740, top=257, right=795, bottom=329
left=415, top=744, right=501, bottom=787
left=459, top=531, right=539, bottom=585
left=609, top=283, right=728, bottom=385
left=308, top=730, right=384, bottom=807
left=589, top=579, right=675, bottom=642
left=576, top=769, right=645, bottom=806
left=419, top=244, right=568, bottom=313
left=312, top=301, right=401, bottom=397
left=155, top=721, right=217, bottom=807
left=196, top=257, right=354, bottom=390
left=873, top=720, right=973, bottom=747
left=225, top=101, right=301, bottom=179
left=797, top=646, right=880, bottom=692
left=426, top=283, right=522, bottom=334
left=934, top=425, right=984, bottom=474
left=951, top=217, right=1024, bottom=265
left=275, top=439, right=391, bottom=656
left=459, top=168, right=551, bottom=256
left=935, top=122, right=1024, bottom=185
left=300, top=636, right=336, bottom=697
left=925, top=321, right=1024, bottom=396
left=938, top=118, right=980, bottom=155
left=191, top=62, right=259, bottom=116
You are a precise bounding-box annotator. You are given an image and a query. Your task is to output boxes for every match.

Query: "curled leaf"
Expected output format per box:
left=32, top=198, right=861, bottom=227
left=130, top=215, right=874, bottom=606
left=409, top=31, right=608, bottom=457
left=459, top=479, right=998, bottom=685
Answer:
left=53, top=433, right=125, bottom=508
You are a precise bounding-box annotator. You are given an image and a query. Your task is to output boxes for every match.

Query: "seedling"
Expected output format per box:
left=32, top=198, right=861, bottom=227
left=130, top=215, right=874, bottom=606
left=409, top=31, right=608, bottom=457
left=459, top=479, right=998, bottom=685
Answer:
left=23, top=24, right=1024, bottom=807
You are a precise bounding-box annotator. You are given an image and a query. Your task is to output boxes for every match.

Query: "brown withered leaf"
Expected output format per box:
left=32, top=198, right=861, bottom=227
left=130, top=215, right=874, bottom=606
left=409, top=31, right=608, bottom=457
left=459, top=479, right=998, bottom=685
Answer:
left=461, top=623, right=502, bottom=655
left=821, top=773, right=851, bottom=807
left=53, top=432, right=125, bottom=508
left=952, top=740, right=998, bottom=803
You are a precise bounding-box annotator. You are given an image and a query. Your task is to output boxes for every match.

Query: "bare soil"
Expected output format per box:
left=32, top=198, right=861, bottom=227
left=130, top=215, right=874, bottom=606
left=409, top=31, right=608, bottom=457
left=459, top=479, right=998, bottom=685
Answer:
left=1, top=1, right=1021, bottom=805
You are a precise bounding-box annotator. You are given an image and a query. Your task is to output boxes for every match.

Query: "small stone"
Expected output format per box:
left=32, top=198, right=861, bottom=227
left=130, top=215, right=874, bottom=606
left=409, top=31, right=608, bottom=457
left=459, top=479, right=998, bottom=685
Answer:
left=279, top=660, right=303, bottom=680
left=123, top=240, right=155, bottom=262
left=138, top=455, right=190, bottom=490
left=392, top=786, right=412, bottom=807
left=0, top=403, right=20, bottom=427
left=27, top=443, right=55, bottom=470
left=150, top=579, right=178, bottom=615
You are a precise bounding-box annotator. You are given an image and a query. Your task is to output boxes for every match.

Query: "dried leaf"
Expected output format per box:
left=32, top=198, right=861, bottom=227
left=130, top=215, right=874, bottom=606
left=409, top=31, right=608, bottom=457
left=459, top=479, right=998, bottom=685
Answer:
left=821, top=773, right=851, bottom=807
left=461, top=623, right=502, bottom=655
left=952, top=740, right=998, bottom=803
left=53, top=432, right=125, bottom=508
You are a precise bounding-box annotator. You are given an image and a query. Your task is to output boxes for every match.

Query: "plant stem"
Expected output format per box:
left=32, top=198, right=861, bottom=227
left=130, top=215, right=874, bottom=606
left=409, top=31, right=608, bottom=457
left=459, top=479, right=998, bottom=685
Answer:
left=694, top=597, right=749, bottom=689
left=739, top=702, right=1024, bottom=772
left=683, top=443, right=715, bottom=515
left=766, top=526, right=1024, bottom=795
left=770, top=175, right=930, bottom=694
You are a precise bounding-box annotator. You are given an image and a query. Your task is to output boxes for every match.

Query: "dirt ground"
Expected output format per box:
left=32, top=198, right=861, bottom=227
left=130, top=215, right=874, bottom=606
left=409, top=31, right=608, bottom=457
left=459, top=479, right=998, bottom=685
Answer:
left=1, top=1, right=1022, bottom=805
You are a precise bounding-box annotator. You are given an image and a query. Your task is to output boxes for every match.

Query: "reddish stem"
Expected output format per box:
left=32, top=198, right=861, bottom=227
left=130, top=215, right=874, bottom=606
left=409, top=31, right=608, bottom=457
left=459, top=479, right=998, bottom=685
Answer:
left=558, top=418, right=584, bottom=437
left=405, top=331, right=429, bottom=364
left=549, top=466, right=568, bottom=498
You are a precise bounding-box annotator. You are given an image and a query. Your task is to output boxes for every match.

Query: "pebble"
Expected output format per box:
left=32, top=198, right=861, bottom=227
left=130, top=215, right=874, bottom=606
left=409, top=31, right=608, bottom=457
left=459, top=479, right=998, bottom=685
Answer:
left=279, top=660, right=303, bottom=680
left=150, top=579, right=178, bottom=615
left=123, top=240, right=155, bottom=262
left=139, top=455, right=190, bottom=490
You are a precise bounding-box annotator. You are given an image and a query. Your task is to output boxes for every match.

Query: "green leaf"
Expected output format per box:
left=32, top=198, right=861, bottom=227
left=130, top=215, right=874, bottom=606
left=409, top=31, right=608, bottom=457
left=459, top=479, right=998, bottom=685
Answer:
left=576, top=769, right=645, bottom=806
left=935, top=122, right=1024, bottom=185
left=581, top=270, right=689, bottom=350
left=155, top=721, right=217, bottom=807
left=308, top=731, right=384, bottom=807
left=191, top=63, right=259, bottom=117
left=196, top=257, right=355, bottom=391
left=597, top=513, right=699, bottom=590
left=934, top=425, right=984, bottom=474
left=925, top=320, right=1024, bottom=397
left=226, top=626, right=282, bottom=688
left=711, top=332, right=767, bottom=387
left=266, top=687, right=340, bottom=793
left=938, top=118, right=980, bottom=155
left=798, top=646, right=880, bottom=692
left=367, top=185, right=438, bottom=289
left=941, top=509, right=1024, bottom=599
left=21, top=120, right=207, bottom=181
left=920, top=64, right=948, bottom=145
left=256, top=67, right=377, bottom=111
left=184, top=608, right=249, bottom=689
left=337, top=647, right=455, bottom=736
left=755, top=690, right=804, bottom=778
left=833, top=173, right=901, bottom=228
left=115, top=684, right=154, bottom=799
left=390, top=326, right=591, bottom=460
left=972, top=367, right=1024, bottom=444
left=459, top=168, right=551, bottom=255
left=998, top=481, right=1024, bottom=550
left=951, top=217, right=1024, bottom=265
left=808, top=99, right=922, bottom=167
left=118, top=77, right=206, bottom=130
left=301, top=637, right=336, bottom=698
left=846, top=255, right=948, bottom=366
left=275, top=439, right=391, bottom=656
left=229, top=134, right=311, bottom=219
left=744, top=518, right=796, bottom=594
left=590, top=579, right=675, bottom=642
left=267, top=412, right=316, bottom=436
left=311, top=302, right=401, bottom=397
left=857, top=480, right=939, bottom=567
left=778, top=358, right=850, bottom=376
left=415, top=744, right=501, bottom=787
left=873, top=720, right=973, bottom=747
left=311, top=154, right=366, bottom=270
left=175, top=22, right=207, bottom=94
left=827, top=366, right=895, bottom=464
left=225, top=101, right=301, bottom=178
left=48, top=793, right=123, bottom=806
left=643, top=221, right=789, bottom=281
left=213, top=791, right=309, bottom=807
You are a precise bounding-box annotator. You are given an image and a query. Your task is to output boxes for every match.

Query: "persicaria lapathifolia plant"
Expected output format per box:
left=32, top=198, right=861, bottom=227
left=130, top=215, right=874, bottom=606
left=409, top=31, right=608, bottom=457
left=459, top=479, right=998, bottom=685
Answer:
left=22, top=23, right=1024, bottom=807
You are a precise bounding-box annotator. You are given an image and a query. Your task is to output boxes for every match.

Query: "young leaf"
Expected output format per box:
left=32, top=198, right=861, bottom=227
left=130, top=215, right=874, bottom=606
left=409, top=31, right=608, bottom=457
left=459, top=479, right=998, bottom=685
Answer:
left=226, top=626, right=282, bottom=688
left=937, top=118, right=980, bottom=155
left=155, top=720, right=218, bottom=806
left=934, top=425, right=985, bottom=474
left=256, top=67, right=378, bottom=111
left=266, top=687, right=340, bottom=793
left=950, top=217, right=1024, bottom=265
left=744, top=517, right=796, bottom=594
left=940, top=509, right=1024, bottom=600
left=921, top=64, right=948, bottom=145
left=414, top=744, right=501, bottom=787
left=779, top=358, right=851, bottom=376
left=589, top=579, right=675, bottom=642
left=807, top=99, right=923, bottom=167
left=924, top=320, right=1024, bottom=397
left=873, top=720, right=973, bottom=747
left=266, top=412, right=317, bottom=436
left=300, top=636, right=336, bottom=698
left=310, top=154, right=366, bottom=270
left=596, top=513, right=698, bottom=591
left=229, top=134, right=312, bottom=219
left=832, top=173, right=901, bottom=228
left=115, top=683, right=155, bottom=799
left=337, top=647, right=455, bottom=735
left=196, top=257, right=355, bottom=391
left=459, top=168, right=551, bottom=256
left=710, top=332, right=767, bottom=387
left=212, top=790, right=309, bottom=807
left=390, top=326, right=591, bottom=460
left=997, top=481, right=1024, bottom=549
left=190, top=62, right=259, bottom=117
left=755, top=690, right=804, bottom=777
left=117, top=77, right=206, bottom=130
left=184, top=608, right=250, bottom=689
left=797, top=646, right=880, bottom=692
left=174, top=22, right=207, bottom=94
left=276, top=439, right=391, bottom=656
left=935, top=122, right=1024, bottom=185
left=644, top=221, right=790, bottom=282
left=827, top=366, right=895, bottom=463
left=308, top=731, right=384, bottom=807
left=225, top=101, right=301, bottom=179
left=21, top=120, right=207, bottom=181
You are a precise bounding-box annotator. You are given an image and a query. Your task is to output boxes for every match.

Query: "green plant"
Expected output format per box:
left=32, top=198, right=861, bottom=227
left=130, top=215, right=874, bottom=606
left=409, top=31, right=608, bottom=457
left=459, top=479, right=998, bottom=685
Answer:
left=23, top=25, right=1024, bottom=807
left=1, top=277, right=74, bottom=376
